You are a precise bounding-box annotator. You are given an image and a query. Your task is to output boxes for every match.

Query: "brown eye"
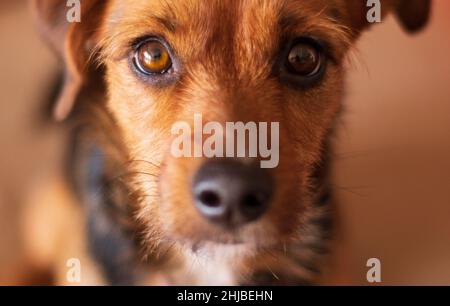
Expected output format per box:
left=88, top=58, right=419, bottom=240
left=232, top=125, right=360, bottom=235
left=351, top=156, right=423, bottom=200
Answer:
left=134, top=40, right=172, bottom=74
left=286, top=43, right=322, bottom=76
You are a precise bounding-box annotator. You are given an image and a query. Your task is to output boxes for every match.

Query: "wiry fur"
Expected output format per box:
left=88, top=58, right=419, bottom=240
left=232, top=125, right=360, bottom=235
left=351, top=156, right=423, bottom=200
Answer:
left=32, top=0, right=431, bottom=285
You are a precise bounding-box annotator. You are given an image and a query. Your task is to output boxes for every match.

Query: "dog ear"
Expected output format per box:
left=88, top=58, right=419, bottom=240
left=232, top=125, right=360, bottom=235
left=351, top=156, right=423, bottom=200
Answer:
left=346, top=0, right=431, bottom=36
left=32, top=0, right=107, bottom=121
left=394, top=0, right=431, bottom=33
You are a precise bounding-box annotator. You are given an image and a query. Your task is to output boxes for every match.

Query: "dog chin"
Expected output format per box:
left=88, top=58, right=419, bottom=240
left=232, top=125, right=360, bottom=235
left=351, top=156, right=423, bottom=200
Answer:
left=176, top=242, right=253, bottom=285
left=180, top=230, right=278, bottom=260
left=184, top=240, right=258, bottom=261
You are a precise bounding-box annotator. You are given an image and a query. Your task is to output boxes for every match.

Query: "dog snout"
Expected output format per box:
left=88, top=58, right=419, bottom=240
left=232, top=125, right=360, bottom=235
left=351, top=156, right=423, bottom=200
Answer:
left=192, top=159, right=273, bottom=228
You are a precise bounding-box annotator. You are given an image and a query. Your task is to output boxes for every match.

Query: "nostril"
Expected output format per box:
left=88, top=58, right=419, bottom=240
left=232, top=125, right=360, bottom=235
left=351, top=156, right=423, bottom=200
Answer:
left=198, top=190, right=221, bottom=208
left=242, top=193, right=264, bottom=208
left=239, top=191, right=270, bottom=222
left=193, top=160, right=274, bottom=226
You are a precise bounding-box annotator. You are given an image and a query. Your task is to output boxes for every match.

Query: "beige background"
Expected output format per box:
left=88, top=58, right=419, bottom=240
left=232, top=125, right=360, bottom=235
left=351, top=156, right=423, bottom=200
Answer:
left=0, top=1, right=449, bottom=285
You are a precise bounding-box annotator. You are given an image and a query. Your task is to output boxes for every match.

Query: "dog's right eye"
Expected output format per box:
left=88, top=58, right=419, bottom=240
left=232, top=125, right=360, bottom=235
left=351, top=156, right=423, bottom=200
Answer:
left=133, top=39, right=173, bottom=75
left=286, top=43, right=322, bottom=77
left=278, top=37, right=327, bottom=88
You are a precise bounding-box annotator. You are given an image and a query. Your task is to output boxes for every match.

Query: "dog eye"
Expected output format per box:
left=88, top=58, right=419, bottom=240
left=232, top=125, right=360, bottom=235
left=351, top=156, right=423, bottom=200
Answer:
left=278, top=38, right=327, bottom=87
left=134, top=40, right=172, bottom=75
left=286, top=42, right=322, bottom=77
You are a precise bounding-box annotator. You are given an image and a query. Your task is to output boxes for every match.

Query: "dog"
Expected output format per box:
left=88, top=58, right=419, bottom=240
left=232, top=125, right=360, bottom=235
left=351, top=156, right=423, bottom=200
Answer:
left=31, top=0, right=431, bottom=285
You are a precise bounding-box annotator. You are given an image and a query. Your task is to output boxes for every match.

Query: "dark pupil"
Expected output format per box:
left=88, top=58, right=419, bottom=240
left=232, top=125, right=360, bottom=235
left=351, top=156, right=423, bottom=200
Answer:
left=144, top=45, right=162, bottom=62
left=288, top=45, right=319, bottom=75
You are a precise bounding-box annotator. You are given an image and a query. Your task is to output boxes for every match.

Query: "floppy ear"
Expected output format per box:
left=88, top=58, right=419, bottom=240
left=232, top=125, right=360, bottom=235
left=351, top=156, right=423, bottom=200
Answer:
left=394, top=0, right=431, bottom=33
left=346, top=0, right=431, bottom=36
left=32, top=0, right=107, bottom=121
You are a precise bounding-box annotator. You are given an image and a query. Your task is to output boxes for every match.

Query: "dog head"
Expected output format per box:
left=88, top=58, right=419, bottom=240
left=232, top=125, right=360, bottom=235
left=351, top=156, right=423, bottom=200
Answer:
left=34, top=0, right=431, bottom=260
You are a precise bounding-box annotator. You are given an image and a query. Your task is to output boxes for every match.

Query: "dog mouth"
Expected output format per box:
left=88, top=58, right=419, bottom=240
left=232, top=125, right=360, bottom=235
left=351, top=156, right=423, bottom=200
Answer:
left=191, top=237, right=246, bottom=250
left=155, top=157, right=281, bottom=250
left=169, top=218, right=279, bottom=255
left=186, top=237, right=260, bottom=260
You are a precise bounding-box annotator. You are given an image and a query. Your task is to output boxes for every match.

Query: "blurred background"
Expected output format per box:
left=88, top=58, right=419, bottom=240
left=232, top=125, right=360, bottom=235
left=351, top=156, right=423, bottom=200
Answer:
left=0, top=0, right=449, bottom=285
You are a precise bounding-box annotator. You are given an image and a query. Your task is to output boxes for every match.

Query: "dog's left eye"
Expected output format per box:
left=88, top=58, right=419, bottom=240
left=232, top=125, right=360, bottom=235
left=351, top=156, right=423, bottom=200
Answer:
left=286, top=43, right=322, bottom=77
left=133, top=39, right=172, bottom=75
left=278, top=38, right=327, bottom=87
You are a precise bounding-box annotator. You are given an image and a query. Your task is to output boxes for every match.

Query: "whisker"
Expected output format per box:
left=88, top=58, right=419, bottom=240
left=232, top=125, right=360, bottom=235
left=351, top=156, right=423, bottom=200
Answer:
left=114, top=171, right=160, bottom=179
left=126, top=159, right=162, bottom=169
left=260, top=257, right=280, bottom=281
left=158, top=241, right=177, bottom=261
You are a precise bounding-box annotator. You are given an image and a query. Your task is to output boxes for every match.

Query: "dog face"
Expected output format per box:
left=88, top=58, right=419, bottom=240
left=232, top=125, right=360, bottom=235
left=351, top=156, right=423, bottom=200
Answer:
left=99, top=0, right=354, bottom=252
left=34, top=0, right=430, bottom=265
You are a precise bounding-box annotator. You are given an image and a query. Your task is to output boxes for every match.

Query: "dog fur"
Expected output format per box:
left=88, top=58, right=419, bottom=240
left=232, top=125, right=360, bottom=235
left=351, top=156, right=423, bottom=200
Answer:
left=31, top=0, right=431, bottom=285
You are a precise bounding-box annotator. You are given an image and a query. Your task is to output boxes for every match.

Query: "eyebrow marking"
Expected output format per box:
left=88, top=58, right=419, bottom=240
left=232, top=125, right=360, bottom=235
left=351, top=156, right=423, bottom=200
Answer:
left=275, top=5, right=353, bottom=64
left=278, top=2, right=346, bottom=32
left=150, top=14, right=177, bottom=33
left=279, top=12, right=309, bottom=32
left=328, top=7, right=342, bottom=21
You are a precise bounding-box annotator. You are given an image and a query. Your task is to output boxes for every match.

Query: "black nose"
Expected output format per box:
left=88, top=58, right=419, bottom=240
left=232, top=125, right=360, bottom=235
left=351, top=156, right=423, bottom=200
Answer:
left=193, top=160, right=273, bottom=227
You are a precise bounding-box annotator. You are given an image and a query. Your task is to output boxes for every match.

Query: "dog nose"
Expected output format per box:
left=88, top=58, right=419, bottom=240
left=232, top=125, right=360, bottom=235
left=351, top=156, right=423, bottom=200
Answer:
left=193, top=160, right=273, bottom=227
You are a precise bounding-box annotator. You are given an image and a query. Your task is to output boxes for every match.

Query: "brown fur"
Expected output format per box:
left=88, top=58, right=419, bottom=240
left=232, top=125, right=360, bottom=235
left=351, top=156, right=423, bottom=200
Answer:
left=32, top=0, right=431, bottom=285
